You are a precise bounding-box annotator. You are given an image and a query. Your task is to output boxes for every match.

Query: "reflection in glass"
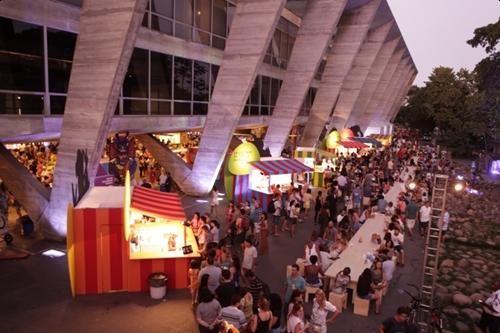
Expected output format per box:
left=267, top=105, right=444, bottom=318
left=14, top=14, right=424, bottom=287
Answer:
left=150, top=51, right=172, bottom=99
left=212, top=36, right=226, bottom=50
left=270, top=78, right=280, bottom=106
left=47, top=28, right=76, bottom=93
left=0, top=93, right=43, bottom=115
left=50, top=95, right=66, bottom=115
left=151, top=100, right=172, bottom=115
left=123, top=99, right=147, bottom=115
left=123, top=48, right=148, bottom=98
left=193, top=29, right=210, bottom=46
left=174, top=101, right=191, bottom=115
left=174, top=57, right=192, bottom=101
left=193, top=60, right=209, bottom=101
left=250, top=106, right=259, bottom=116
left=175, top=0, right=193, bottom=25
left=175, top=22, right=192, bottom=40
left=227, top=3, right=236, bottom=34
left=0, top=18, right=44, bottom=91
left=210, top=64, right=219, bottom=94
left=151, top=14, right=173, bottom=35
left=193, top=102, right=208, bottom=115
left=212, top=0, right=227, bottom=37
left=194, top=0, right=211, bottom=32
left=260, top=76, right=271, bottom=107
left=250, top=76, right=260, bottom=105
left=151, top=0, right=174, bottom=18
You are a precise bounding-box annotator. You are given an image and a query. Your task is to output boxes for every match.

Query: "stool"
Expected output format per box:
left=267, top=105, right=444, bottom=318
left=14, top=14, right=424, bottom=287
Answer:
left=353, top=294, right=370, bottom=316
left=329, top=292, right=348, bottom=312
left=304, top=285, right=320, bottom=302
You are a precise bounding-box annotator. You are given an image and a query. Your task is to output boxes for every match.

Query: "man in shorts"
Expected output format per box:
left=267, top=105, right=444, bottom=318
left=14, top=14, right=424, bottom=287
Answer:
left=271, top=193, right=282, bottom=236
left=418, top=201, right=431, bottom=237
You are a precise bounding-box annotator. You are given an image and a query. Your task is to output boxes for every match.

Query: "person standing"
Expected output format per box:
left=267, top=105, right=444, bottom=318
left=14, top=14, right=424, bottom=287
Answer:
left=418, top=201, right=431, bottom=237
left=378, top=306, right=411, bottom=333
left=259, top=213, right=269, bottom=255
left=284, top=264, right=306, bottom=305
left=242, top=238, right=258, bottom=274
left=314, top=191, right=323, bottom=225
left=210, top=186, right=219, bottom=217
left=440, top=208, right=450, bottom=242
left=198, top=256, right=222, bottom=293
left=405, top=198, right=419, bottom=240
left=196, top=287, right=222, bottom=333
left=479, top=283, right=500, bottom=333
left=270, top=193, right=282, bottom=237
left=310, top=289, right=340, bottom=333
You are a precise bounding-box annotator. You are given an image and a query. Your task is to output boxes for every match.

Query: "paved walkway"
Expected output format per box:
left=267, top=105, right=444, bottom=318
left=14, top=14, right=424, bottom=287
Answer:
left=0, top=183, right=425, bottom=333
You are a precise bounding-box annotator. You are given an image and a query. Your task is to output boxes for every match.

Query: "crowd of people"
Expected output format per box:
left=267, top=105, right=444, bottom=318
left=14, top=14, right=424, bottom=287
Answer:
left=181, top=128, right=464, bottom=333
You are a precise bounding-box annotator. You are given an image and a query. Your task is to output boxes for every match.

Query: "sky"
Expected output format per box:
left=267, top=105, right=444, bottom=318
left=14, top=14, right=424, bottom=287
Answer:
left=386, top=0, right=500, bottom=86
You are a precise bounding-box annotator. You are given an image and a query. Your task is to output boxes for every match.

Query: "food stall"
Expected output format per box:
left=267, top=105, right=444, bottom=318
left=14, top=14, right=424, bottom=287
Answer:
left=248, top=157, right=313, bottom=209
left=336, top=140, right=369, bottom=156
left=351, top=137, right=382, bottom=150
left=368, top=134, right=392, bottom=146
left=66, top=174, right=198, bottom=296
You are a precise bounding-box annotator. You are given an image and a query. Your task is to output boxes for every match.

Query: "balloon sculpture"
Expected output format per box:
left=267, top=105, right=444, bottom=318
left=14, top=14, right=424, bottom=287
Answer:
left=109, top=132, right=137, bottom=185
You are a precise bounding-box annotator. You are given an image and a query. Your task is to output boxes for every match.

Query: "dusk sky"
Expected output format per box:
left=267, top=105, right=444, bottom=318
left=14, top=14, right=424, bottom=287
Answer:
left=387, top=0, right=500, bottom=86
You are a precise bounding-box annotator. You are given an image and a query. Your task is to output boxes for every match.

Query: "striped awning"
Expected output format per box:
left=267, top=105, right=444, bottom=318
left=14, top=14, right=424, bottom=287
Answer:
left=339, top=140, right=369, bottom=149
left=352, top=137, right=382, bottom=147
left=131, top=186, right=186, bottom=220
left=250, top=158, right=313, bottom=175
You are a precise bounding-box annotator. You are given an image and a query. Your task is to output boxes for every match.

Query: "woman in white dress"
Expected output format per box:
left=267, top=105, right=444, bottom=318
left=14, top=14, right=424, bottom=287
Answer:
left=310, top=290, right=340, bottom=333
left=286, top=303, right=308, bottom=333
left=209, top=186, right=219, bottom=217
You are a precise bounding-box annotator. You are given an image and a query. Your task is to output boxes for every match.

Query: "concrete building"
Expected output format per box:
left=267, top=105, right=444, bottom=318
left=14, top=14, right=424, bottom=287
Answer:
left=0, top=0, right=416, bottom=238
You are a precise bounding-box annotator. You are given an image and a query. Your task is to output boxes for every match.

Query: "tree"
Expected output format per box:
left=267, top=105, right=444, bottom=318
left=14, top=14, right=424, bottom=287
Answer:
left=467, top=18, right=500, bottom=154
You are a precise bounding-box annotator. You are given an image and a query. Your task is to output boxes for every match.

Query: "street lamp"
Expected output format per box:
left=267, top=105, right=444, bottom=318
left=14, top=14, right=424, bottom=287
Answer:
left=454, top=182, right=464, bottom=192
left=408, top=182, right=417, bottom=190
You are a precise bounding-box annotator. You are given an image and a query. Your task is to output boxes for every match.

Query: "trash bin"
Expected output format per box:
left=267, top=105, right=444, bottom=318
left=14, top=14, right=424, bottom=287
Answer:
left=148, top=272, right=167, bottom=299
left=19, top=215, right=34, bottom=237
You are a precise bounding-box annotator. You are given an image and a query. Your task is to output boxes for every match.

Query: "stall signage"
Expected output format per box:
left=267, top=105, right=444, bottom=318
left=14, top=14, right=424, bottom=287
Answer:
left=228, top=142, right=260, bottom=175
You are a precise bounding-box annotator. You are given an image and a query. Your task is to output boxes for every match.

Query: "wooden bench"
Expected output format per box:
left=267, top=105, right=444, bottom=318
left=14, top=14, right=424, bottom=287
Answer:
left=329, top=292, right=348, bottom=312
left=353, top=294, right=370, bottom=316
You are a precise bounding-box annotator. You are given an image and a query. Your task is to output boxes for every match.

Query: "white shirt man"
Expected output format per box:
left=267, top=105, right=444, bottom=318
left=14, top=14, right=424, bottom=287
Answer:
left=242, top=239, right=258, bottom=271
left=441, top=210, right=450, bottom=231
left=419, top=204, right=431, bottom=223
left=382, top=259, right=396, bottom=283
left=336, top=174, right=347, bottom=187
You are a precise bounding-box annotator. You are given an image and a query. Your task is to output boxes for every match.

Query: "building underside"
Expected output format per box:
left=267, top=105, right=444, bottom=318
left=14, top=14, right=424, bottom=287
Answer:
left=0, top=0, right=417, bottom=239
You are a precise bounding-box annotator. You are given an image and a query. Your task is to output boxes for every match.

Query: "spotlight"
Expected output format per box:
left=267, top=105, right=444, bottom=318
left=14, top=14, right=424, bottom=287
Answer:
left=454, top=183, right=464, bottom=192
left=408, top=182, right=416, bottom=190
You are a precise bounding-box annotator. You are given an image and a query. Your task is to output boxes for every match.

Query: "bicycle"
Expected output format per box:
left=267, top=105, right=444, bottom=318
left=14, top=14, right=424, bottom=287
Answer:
left=398, top=284, right=445, bottom=333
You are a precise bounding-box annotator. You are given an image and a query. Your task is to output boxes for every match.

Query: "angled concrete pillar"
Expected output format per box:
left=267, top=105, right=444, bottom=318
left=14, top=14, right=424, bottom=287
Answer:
left=345, top=36, right=400, bottom=128
left=46, top=0, right=148, bottom=238
left=363, top=56, right=410, bottom=131
left=329, top=20, right=394, bottom=130
left=301, top=0, right=381, bottom=148
left=359, top=47, right=405, bottom=131
left=388, top=70, right=416, bottom=122
left=0, top=144, right=50, bottom=226
left=379, top=63, right=412, bottom=123
left=179, top=0, right=285, bottom=195
left=263, top=0, right=348, bottom=157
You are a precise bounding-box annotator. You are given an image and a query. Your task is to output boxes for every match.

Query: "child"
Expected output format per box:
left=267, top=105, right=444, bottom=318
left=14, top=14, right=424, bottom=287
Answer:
left=188, top=259, right=201, bottom=305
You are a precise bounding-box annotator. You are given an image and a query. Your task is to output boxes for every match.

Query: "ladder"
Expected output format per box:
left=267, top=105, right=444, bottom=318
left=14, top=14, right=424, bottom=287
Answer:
left=418, top=174, right=449, bottom=330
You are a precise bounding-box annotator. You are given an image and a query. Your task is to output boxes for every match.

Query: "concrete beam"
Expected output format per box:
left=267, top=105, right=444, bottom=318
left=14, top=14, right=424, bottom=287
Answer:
left=358, top=47, right=405, bottom=130
left=263, top=0, right=348, bottom=157
left=388, top=70, right=416, bottom=122
left=177, top=0, right=285, bottom=195
left=0, top=143, right=50, bottom=231
left=329, top=20, right=394, bottom=130
left=45, top=0, right=148, bottom=238
left=300, top=0, right=381, bottom=147
left=345, top=36, right=400, bottom=128
left=379, top=64, right=412, bottom=123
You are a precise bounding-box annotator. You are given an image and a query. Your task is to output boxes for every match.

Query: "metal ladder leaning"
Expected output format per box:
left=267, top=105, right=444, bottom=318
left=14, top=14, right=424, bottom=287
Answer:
left=418, top=174, right=449, bottom=330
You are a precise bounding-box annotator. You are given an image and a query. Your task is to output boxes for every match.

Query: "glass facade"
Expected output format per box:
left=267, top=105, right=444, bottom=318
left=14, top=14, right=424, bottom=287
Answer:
left=145, top=0, right=236, bottom=50
left=264, top=17, right=298, bottom=69
left=243, top=76, right=283, bottom=116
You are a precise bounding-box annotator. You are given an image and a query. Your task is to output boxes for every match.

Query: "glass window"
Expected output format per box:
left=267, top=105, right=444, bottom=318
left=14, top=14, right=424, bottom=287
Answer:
left=193, top=29, right=210, bottom=46
left=150, top=51, right=172, bottom=99
left=280, top=30, right=288, bottom=68
left=193, top=60, right=209, bottom=101
left=142, top=13, right=149, bottom=28
left=193, top=102, right=208, bottom=115
left=260, top=76, right=271, bottom=106
left=173, top=57, right=192, bottom=100
left=210, top=64, right=219, bottom=94
left=212, top=0, right=227, bottom=37
left=123, top=99, right=147, bottom=115
left=0, top=93, right=43, bottom=115
left=56, top=0, right=83, bottom=6
left=173, top=101, right=191, bottom=115
left=194, top=0, right=211, bottom=32
left=272, top=30, right=280, bottom=67
left=0, top=18, right=44, bottom=91
left=151, top=14, right=173, bottom=35
left=250, top=76, right=260, bottom=105
left=151, top=0, right=174, bottom=18
left=227, top=3, right=236, bottom=34
left=151, top=100, right=172, bottom=115
left=175, top=22, right=192, bottom=40
left=212, top=36, right=225, bottom=50
left=270, top=79, right=281, bottom=106
left=123, top=48, right=149, bottom=98
left=260, top=105, right=269, bottom=115
left=250, top=106, right=259, bottom=116
left=47, top=28, right=77, bottom=93
left=175, top=0, right=193, bottom=26
left=50, top=95, right=66, bottom=115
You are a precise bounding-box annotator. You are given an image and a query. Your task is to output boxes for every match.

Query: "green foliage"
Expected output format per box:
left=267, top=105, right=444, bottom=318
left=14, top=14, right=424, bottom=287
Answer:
left=396, top=18, right=500, bottom=156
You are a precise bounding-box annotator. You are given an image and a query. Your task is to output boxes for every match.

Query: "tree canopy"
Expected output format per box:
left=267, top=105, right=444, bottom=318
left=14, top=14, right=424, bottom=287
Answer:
left=395, top=17, right=500, bottom=156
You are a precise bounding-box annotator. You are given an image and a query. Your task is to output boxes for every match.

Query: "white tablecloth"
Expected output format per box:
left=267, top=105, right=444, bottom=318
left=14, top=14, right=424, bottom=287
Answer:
left=325, top=183, right=402, bottom=286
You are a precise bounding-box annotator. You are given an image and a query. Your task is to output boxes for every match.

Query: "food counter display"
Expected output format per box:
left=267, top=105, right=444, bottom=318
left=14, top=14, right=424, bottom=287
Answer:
left=248, top=158, right=312, bottom=209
